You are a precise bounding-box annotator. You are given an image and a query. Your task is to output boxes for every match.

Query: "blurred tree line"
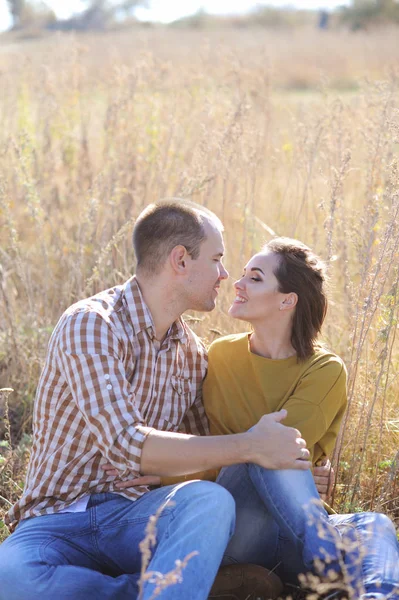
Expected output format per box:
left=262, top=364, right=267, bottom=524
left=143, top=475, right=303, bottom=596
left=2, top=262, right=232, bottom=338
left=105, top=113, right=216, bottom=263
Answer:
left=343, top=0, right=399, bottom=28
left=4, top=0, right=399, bottom=33
left=6, top=0, right=146, bottom=31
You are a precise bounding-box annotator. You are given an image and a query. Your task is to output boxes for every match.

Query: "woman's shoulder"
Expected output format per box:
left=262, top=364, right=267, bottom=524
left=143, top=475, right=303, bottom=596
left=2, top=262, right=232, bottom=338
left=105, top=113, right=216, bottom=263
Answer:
left=208, top=332, right=249, bottom=356
left=306, top=346, right=347, bottom=380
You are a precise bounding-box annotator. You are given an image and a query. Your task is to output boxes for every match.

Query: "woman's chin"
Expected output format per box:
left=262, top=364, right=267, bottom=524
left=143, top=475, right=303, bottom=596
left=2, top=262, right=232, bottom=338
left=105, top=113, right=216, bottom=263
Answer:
left=228, top=304, right=245, bottom=320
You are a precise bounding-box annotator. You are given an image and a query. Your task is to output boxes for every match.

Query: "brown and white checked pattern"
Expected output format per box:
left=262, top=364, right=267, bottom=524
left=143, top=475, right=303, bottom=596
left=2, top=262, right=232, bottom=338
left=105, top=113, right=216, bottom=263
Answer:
left=6, top=277, right=208, bottom=532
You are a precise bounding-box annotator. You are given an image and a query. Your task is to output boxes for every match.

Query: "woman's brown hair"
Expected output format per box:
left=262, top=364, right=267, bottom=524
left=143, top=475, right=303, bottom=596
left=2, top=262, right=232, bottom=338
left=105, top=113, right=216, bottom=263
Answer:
left=265, top=237, right=328, bottom=361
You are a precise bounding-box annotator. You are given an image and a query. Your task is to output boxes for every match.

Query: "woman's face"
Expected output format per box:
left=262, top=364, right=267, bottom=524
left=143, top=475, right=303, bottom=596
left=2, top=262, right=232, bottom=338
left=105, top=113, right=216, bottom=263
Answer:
left=228, top=251, right=288, bottom=323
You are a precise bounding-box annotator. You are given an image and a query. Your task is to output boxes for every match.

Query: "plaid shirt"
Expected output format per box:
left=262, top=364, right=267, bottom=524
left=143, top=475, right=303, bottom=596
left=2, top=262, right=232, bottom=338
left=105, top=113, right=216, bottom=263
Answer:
left=6, top=277, right=209, bottom=532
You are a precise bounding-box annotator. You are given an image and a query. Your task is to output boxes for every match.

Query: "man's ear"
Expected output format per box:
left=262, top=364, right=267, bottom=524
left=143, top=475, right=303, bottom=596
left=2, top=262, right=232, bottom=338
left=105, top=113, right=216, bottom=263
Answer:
left=169, top=245, right=190, bottom=274
left=280, top=292, right=298, bottom=311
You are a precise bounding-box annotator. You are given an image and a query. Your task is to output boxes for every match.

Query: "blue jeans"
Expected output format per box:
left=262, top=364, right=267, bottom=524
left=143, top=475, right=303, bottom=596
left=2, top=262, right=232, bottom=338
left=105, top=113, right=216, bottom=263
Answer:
left=217, top=464, right=399, bottom=599
left=0, top=481, right=235, bottom=600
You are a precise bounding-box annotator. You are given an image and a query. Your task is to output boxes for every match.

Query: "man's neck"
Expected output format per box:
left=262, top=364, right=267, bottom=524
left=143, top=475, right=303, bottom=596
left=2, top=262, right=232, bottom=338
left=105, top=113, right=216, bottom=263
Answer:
left=135, top=273, right=185, bottom=341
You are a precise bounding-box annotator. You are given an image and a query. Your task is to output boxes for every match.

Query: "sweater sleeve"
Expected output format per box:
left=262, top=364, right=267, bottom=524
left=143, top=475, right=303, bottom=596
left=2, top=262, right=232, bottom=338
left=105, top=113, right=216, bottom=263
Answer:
left=278, top=357, right=347, bottom=462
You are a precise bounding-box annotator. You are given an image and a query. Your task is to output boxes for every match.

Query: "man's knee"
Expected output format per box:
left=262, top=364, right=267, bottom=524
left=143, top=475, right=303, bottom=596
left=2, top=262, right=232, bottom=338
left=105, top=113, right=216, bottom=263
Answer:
left=201, top=480, right=236, bottom=515
left=171, top=480, right=236, bottom=527
left=0, top=540, right=36, bottom=600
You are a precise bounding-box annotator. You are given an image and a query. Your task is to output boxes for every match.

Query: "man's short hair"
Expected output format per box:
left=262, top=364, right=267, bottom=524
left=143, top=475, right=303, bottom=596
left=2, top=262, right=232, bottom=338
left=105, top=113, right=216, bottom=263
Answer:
left=132, top=199, right=223, bottom=274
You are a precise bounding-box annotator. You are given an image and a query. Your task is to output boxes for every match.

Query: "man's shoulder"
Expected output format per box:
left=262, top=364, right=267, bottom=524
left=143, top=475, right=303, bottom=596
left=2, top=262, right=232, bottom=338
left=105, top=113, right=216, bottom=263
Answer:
left=208, top=332, right=249, bottom=357
left=66, top=285, right=124, bottom=320
left=53, top=284, right=127, bottom=346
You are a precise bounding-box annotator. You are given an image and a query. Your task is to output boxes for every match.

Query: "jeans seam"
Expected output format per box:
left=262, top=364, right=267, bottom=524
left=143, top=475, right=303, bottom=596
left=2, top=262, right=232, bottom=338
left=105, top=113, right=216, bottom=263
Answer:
left=248, top=465, right=304, bottom=545
left=39, top=537, right=57, bottom=566
left=91, top=506, right=102, bottom=559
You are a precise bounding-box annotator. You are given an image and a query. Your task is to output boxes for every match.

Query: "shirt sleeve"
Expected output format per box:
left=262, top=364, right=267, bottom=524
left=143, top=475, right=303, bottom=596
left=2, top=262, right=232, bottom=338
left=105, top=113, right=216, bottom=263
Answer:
left=57, top=309, right=150, bottom=477
left=279, top=358, right=347, bottom=462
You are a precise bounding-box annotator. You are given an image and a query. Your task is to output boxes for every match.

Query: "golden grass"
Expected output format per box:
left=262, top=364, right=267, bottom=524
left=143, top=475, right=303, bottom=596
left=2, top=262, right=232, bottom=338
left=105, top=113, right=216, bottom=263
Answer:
left=0, top=27, right=398, bottom=546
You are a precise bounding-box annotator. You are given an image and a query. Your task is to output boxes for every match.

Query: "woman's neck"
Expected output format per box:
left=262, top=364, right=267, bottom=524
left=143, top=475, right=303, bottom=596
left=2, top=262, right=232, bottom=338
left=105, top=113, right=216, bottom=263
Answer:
left=250, top=322, right=296, bottom=360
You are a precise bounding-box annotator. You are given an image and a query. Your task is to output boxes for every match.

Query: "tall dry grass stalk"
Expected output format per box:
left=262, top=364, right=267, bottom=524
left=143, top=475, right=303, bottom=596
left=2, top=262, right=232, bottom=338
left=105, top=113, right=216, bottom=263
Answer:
left=138, top=500, right=198, bottom=600
left=0, top=28, right=398, bottom=553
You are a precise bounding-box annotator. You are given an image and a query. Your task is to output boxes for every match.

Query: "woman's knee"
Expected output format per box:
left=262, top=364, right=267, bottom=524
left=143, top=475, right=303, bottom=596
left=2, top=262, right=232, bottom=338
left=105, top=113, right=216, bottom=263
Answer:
left=362, top=512, right=397, bottom=536
left=342, top=511, right=397, bottom=545
left=350, top=511, right=394, bottom=530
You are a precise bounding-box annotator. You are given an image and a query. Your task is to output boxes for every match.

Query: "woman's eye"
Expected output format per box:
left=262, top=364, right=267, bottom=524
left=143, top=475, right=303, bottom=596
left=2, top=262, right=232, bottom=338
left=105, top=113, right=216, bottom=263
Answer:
left=251, top=277, right=261, bottom=282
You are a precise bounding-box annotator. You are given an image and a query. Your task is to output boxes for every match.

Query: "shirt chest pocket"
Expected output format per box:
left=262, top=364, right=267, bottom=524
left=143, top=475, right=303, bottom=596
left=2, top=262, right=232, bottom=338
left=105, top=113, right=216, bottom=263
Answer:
left=171, top=375, right=192, bottom=397
left=160, top=375, right=193, bottom=429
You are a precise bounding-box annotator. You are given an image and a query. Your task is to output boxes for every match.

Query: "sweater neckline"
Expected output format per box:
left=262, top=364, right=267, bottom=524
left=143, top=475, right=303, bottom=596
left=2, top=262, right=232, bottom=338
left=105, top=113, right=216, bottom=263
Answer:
left=246, top=333, right=298, bottom=364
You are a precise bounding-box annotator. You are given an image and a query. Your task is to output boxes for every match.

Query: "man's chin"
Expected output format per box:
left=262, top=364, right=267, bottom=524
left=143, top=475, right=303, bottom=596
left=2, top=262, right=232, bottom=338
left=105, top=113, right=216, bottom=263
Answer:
left=187, top=298, right=216, bottom=313
left=202, top=299, right=216, bottom=312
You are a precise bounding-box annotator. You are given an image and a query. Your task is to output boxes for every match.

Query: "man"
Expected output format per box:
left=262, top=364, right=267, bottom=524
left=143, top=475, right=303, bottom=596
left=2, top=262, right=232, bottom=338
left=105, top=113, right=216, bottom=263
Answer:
left=0, top=201, right=311, bottom=600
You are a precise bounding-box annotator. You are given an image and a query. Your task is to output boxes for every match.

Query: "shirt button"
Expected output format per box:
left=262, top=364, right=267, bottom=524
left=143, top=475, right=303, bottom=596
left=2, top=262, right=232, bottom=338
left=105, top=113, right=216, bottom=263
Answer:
left=106, top=384, right=112, bottom=390
left=104, top=374, right=110, bottom=380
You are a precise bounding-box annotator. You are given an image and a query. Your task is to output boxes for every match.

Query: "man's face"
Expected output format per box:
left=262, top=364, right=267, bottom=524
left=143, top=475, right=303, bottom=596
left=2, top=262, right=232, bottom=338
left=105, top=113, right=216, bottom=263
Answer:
left=185, top=220, right=229, bottom=312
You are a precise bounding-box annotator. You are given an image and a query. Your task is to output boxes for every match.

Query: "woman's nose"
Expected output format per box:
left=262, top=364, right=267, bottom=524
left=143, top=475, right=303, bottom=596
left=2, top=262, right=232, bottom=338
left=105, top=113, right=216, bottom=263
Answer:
left=234, top=278, right=244, bottom=290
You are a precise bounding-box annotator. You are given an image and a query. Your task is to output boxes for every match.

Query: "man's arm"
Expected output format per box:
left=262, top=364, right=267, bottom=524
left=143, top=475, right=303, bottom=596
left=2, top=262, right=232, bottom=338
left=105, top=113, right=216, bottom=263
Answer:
left=103, top=410, right=311, bottom=487
left=60, top=311, right=310, bottom=477
left=140, top=410, right=310, bottom=475
left=58, top=310, right=150, bottom=477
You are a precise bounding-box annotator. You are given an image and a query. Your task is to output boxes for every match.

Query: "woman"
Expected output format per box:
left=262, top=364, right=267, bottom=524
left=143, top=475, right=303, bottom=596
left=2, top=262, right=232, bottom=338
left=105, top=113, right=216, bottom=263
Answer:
left=204, top=238, right=399, bottom=600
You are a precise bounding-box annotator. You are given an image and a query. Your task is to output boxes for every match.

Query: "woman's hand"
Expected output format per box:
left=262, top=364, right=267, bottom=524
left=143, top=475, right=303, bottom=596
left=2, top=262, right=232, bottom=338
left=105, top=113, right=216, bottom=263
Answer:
left=102, top=463, right=161, bottom=489
left=313, top=458, right=335, bottom=502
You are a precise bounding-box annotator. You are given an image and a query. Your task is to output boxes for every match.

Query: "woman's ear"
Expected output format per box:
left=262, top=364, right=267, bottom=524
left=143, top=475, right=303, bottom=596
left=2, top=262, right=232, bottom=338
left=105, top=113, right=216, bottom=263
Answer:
left=169, top=245, right=189, bottom=274
left=280, top=292, right=298, bottom=311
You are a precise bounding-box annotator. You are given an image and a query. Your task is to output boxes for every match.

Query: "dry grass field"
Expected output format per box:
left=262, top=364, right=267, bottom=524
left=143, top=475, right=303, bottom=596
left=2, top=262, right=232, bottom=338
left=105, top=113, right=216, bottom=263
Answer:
left=0, top=24, right=398, bottom=568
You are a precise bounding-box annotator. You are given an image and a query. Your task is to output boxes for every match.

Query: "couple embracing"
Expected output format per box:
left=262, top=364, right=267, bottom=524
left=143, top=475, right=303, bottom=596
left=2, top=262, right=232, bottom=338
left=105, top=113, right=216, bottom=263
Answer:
left=0, top=200, right=398, bottom=600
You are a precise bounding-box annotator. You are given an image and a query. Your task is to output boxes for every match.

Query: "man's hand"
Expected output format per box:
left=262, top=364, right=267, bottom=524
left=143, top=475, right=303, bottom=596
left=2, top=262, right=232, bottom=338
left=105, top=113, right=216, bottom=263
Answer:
left=102, top=464, right=161, bottom=488
left=246, top=410, right=311, bottom=470
left=313, top=458, right=335, bottom=501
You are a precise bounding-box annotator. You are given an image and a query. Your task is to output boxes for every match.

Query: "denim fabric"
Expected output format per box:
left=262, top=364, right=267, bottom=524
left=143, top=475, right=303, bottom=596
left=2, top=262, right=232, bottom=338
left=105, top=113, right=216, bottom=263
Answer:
left=217, top=464, right=399, bottom=598
left=0, top=481, right=235, bottom=600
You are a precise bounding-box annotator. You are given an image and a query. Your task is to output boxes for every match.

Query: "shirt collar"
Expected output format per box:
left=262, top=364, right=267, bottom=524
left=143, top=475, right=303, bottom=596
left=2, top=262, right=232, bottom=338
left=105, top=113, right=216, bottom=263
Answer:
left=169, top=318, right=187, bottom=341
left=123, top=276, right=187, bottom=343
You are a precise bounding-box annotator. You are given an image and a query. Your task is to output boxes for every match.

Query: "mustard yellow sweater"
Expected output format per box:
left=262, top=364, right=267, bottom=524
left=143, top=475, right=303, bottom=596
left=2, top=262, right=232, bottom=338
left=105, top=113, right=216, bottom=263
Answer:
left=204, top=333, right=347, bottom=465
left=161, top=332, right=347, bottom=486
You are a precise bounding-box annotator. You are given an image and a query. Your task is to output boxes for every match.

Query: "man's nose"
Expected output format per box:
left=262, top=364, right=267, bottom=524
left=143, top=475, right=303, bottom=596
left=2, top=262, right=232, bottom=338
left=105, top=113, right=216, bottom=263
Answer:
left=220, top=264, right=229, bottom=280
